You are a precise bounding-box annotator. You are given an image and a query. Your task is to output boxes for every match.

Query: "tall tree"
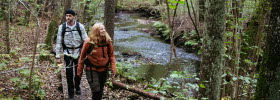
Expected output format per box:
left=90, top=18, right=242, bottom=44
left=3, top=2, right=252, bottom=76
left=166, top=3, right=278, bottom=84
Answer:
left=237, top=0, right=269, bottom=99
left=60, top=0, right=72, bottom=24
left=45, top=0, right=60, bottom=51
left=230, top=0, right=242, bottom=99
left=255, top=0, right=280, bottom=99
left=104, top=0, right=116, bottom=40
left=78, top=0, right=85, bottom=24
left=199, top=0, right=226, bottom=99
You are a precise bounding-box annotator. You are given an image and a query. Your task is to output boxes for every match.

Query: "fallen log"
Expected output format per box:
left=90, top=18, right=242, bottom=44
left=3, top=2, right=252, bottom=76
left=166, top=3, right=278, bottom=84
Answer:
left=112, top=81, right=166, bottom=100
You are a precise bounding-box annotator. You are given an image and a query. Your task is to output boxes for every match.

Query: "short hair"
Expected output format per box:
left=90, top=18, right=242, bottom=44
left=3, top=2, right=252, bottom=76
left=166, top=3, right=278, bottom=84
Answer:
left=65, top=9, right=76, bottom=16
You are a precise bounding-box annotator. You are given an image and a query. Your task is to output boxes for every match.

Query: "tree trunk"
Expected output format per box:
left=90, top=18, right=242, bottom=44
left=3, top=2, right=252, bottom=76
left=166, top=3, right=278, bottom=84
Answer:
left=60, top=0, right=72, bottom=24
left=199, top=0, right=226, bottom=99
left=255, top=0, right=280, bottom=99
left=78, top=0, right=85, bottom=24
left=45, top=0, right=59, bottom=51
left=104, top=0, right=116, bottom=40
left=42, top=0, right=50, bottom=18
left=164, top=0, right=171, bottom=28
left=231, top=0, right=242, bottom=99
left=2, top=0, right=10, bottom=54
left=239, top=0, right=269, bottom=99
left=82, top=0, right=91, bottom=32
left=198, top=0, right=205, bottom=21
left=36, top=0, right=43, bottom=17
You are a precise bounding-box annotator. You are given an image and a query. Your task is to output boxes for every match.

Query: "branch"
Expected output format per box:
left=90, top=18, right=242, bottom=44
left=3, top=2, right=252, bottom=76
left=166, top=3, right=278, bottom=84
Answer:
left=171, top=0, right=180, bottom=30
left=186, top=0, right=200, bottom=39
left=112, top=81, right=166, bottom=100
left=164, top=0, right=171, bottom=28
left=0, top=66, right=29, bottom=74
left=190, top=0, right=198, bottom=28
left=0, top=65, right=62, bottom=74
left=18, top=0, right=40, bottom=25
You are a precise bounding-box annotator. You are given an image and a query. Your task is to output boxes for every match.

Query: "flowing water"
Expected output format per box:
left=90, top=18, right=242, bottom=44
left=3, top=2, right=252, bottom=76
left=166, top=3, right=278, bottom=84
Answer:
left=95, top=12, right=200, bottom=96
left=113, top=13, right=200, bottom=78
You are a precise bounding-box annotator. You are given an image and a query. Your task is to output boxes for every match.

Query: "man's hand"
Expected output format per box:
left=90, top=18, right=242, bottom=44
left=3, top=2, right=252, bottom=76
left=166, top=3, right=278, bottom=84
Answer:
left=77, top=74, right=82, bottom=78
left=111, top=74, right=115, bottom=79
left=57, top=58, right=62, bottom=64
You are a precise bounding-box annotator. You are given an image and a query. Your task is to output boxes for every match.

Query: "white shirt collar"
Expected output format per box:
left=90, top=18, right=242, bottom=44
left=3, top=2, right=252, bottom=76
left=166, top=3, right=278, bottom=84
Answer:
left=66, top=21, right=76, bottom=30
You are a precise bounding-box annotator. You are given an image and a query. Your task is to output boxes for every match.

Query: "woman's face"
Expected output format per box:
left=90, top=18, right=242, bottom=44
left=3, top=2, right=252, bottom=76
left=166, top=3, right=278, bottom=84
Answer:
left=99, top=26, right=106, bottom=36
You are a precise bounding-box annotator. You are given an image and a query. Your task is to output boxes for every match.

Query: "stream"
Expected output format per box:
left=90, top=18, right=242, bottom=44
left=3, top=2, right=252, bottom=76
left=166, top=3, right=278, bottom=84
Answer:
left=113, top=13, right=199, bottom=79
left=94, top=12, right=200, bottom=96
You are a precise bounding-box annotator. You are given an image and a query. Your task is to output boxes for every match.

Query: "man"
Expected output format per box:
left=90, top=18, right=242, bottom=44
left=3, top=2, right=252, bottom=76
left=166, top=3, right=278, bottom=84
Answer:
left=55, top=9, right=87, bottom=100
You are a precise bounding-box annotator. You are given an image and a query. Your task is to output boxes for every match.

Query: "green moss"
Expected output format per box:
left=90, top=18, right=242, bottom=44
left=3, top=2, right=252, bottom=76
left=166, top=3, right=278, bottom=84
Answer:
left=44, top=20, right=58, bottom=50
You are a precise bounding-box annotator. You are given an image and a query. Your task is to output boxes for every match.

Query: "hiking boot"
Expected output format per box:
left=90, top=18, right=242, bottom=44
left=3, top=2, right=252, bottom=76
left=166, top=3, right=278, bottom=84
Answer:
left=68, top=95, right=74, bottom=100
left=76, top=88, right=81, bottom=95
left=57, top=85, right=63, bottom=93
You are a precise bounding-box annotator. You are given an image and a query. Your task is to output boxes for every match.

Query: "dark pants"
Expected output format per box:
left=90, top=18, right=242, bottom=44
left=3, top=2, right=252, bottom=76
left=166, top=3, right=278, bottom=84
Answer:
left=85, top=70, right=108, bottom=100
left=64, top=55, right=81, bottom=97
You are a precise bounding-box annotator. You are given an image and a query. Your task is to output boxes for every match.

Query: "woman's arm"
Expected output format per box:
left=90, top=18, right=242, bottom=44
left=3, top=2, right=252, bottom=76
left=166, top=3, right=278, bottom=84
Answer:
left=77, top=38, right=91, bottom=77
left=108, top=41, right=117, bottom=75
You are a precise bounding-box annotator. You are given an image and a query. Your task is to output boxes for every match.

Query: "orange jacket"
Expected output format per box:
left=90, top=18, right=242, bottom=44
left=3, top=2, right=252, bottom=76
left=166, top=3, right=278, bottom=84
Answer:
left=77, top=39, right=116, bottom=76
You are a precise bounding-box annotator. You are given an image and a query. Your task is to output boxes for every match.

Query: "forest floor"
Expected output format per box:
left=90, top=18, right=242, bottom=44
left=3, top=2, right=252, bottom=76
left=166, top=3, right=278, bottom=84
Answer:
left=0, top=19, right=154, bottom=100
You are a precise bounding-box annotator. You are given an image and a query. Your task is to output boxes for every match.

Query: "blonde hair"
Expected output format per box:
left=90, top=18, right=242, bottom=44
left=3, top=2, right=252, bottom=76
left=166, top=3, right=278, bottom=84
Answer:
left=88, top=23, right=111, bottom=43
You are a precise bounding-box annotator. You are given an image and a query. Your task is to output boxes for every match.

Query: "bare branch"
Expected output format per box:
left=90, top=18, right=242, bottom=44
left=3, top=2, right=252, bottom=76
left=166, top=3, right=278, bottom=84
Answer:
left=18, top=0, right=41, bottom=99
left=186, top=0, right=200, bottom=39
left=18, top=0, right=40, bottom=25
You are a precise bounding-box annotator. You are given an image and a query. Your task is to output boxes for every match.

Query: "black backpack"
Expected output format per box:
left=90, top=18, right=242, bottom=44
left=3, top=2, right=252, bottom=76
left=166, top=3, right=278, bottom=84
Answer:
left=61, top=22, right=84, bottom=53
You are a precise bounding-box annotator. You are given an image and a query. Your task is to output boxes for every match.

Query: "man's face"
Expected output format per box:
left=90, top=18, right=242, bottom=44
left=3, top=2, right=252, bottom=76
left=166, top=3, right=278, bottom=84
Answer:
left=65, top=14, right=75, bottom=23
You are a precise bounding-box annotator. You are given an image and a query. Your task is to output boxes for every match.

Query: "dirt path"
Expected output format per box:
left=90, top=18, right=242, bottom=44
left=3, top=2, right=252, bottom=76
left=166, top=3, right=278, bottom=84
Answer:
left=0, top=19, right=153, bottom=100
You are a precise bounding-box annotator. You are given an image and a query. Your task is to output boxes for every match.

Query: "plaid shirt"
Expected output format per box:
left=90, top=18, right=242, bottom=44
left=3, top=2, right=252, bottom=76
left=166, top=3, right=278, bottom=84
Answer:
left=55, top=21, right=88, bottom=59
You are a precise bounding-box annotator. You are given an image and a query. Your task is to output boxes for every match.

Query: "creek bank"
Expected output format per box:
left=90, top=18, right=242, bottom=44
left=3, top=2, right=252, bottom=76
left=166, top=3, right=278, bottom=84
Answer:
left=113, top=12, right=200, bottom=98
left=115, top=2, right=200, bottom=54
left=116, top=2, right=161, bottom=18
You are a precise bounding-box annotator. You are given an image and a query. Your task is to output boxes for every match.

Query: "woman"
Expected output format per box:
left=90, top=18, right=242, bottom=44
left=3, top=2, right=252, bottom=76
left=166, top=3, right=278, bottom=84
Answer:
left=77, top=23, right=116, bottom=100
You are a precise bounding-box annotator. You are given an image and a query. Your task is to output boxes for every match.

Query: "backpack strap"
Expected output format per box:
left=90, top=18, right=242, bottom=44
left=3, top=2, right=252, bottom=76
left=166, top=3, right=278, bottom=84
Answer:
left=86, top=43, right=94, bottom=55
left=61, top=23, right=67, bottom=52
left=76, top=22, right=84, bottom=48
left=61, top=22, right=84, bottom=54
left=76, top=22, right=83, bottom=41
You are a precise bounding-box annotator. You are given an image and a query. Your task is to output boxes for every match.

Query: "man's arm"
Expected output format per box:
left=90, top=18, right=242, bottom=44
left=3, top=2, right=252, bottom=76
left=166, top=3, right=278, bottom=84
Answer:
left=79, top=23, right=88, bottom=41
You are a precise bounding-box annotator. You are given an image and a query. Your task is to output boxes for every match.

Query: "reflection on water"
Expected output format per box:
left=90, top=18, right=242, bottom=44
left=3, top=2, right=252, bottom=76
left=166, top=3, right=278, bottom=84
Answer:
left=112, top=12, right=200, bottom=97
